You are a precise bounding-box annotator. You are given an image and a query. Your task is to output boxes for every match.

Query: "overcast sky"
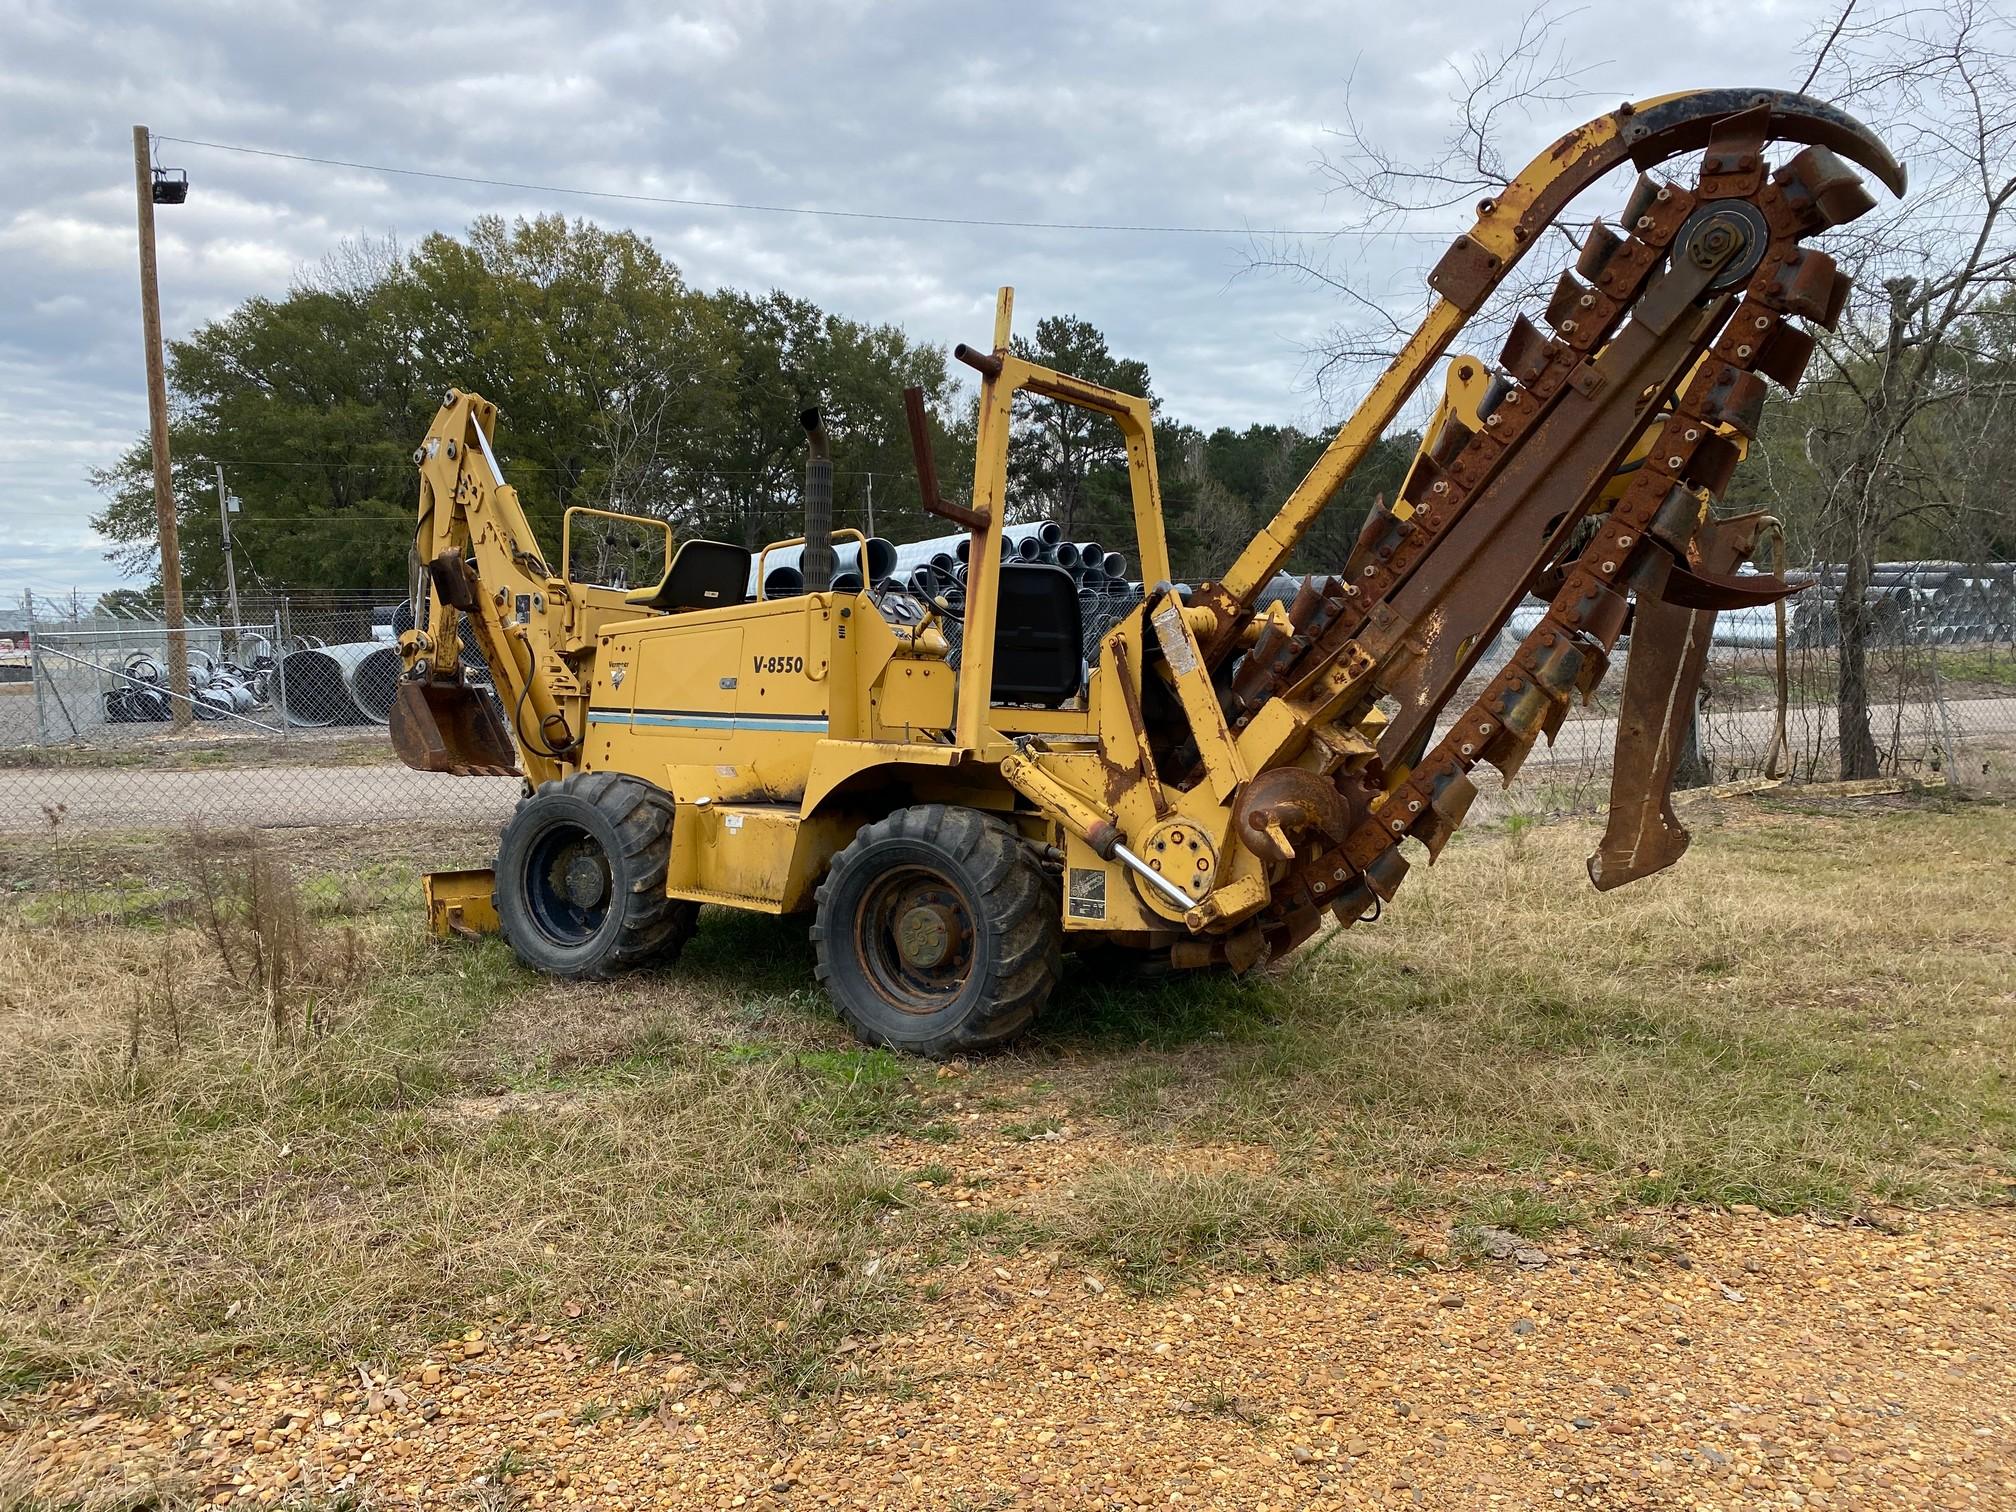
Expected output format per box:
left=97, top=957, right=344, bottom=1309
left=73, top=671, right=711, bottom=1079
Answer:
left=0, top=0, right=1841, bottom=596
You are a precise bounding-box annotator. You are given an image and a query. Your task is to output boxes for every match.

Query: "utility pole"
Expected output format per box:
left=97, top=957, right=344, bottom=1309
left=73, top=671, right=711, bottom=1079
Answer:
left=133, top=124, right=191, bottom=728
left=865, top=472, right=875, bottom=538
left=216, top=463, right=242, bottom=645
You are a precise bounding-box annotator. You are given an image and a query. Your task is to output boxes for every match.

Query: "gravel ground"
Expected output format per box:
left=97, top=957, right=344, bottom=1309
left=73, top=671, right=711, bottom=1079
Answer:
left=9, top=1203, right=2012, bottom=1510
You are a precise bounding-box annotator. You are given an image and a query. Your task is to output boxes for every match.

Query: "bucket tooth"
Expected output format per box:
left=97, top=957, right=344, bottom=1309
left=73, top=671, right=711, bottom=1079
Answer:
left=1774, top=146, right=1877, bottom=232
left=1576, top=219, right=1626, bottom=283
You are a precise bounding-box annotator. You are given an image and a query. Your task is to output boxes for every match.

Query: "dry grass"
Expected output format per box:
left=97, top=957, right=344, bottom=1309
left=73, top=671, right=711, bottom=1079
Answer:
left=1, top=796, right=2011, bottom=1404
left=1040, top=796, right=2016, bottom=1219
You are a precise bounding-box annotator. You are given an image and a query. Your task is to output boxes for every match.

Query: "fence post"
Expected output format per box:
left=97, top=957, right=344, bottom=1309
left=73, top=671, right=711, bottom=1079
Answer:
left=273, top=600, right=292, bottom=745
left=1928, top=635, right=1965, bottom=794
left=27, top=598, right=50, bottom=747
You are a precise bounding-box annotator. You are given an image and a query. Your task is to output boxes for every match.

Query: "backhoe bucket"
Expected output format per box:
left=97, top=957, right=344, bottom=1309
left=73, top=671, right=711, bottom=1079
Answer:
left=390, top=679, right=519, bottom=776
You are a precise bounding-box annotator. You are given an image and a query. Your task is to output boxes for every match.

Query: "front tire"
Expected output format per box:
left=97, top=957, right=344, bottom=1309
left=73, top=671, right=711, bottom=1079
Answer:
left=813, top=805, right=1062, bottom=1057
left=494, top=772, right=698, bottom=978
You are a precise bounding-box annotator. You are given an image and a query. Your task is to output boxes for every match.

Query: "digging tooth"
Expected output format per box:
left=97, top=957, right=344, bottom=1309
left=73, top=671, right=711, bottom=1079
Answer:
left=1565, top=578, right=1631, bottom=645
left=1540, top=695, right=1572, bottom=746
left=1421, top=772, right=1477, bottom=862
left=1649, top=483, right=1708, bottom=555
left=1363, top=847, right=1410, bottom=899
left=1773, top=146, right=1878, bottom=232
left=1573, top=643, right=1610, bottom=704
left=1765, top=248, right=1852, bottom=328
left=1688, top=366, right=1769, bottom=439
left=1483, top=724, right=1540, bottom=785
left=1528, top=637, right=1586, bottom=701
left=1477, top=371, right=1515, bottom=420
left=1576, top=219, right=1626, bottom=282
left=1329, top=882, right=1375, bottom=926
left=1621, top=172, right=1660, bottom=226
left=1498, top=316, right=1553, bottom=385
left=1545, top=272, right=1595, bottom=334
left=1750, top=321, right=1816, bottom=392
left=1683, top=431, right=1744, bottom=495
left=1428, top=419, right=1474, bottom=466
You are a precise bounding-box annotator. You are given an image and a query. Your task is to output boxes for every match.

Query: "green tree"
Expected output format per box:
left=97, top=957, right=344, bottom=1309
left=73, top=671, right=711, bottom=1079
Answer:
left=1007, top=316, right=1154, bottom=544
left=90, top=218, right=955, bottom=598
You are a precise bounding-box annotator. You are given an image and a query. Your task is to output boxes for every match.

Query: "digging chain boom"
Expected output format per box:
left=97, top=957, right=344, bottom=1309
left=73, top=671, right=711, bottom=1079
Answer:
left=1141, top=98, right=1903, bottom=949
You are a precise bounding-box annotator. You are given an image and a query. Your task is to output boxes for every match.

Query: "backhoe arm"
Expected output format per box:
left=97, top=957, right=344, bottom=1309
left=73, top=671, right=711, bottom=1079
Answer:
left=392, top=389, right=579, bottom=784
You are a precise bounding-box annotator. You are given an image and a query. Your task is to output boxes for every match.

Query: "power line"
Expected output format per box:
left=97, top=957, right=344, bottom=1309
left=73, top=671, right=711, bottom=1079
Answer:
left=157, top=135, right=1458, bottom=241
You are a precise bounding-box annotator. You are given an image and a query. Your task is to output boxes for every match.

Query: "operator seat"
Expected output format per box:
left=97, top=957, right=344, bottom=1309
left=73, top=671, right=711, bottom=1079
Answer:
left=990, top=563, right=1083, bottom=707
left=624, top=539, right=753, bottom=613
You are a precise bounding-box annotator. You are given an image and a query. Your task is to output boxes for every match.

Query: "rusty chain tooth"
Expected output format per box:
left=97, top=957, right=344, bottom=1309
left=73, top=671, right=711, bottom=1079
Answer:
left=1688, top=366, right=1769, bottom=438
left=1498, top=315, right=1553, bottom=385
left=1545, top=271, right=1596, bottom=332
left=1761, top=248, right=1852, bottom=327
left=1576, top=219, right=1627, bottom=282
left=1772, top=145, right=1878, bottom=232
left=1428, top=419, right=1474, bottom=465
left=1621, top=172, right=1660, bottom=225
left=1700, top=103, right=1771, bottom=196
left=1748, top=319, right=1817, bottom=392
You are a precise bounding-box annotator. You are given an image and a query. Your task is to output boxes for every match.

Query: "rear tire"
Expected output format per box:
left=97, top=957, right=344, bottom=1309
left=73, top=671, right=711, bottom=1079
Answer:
left=813, top=805, right=1062, bottom=1057
left=494, top=772, right=698, bottom=978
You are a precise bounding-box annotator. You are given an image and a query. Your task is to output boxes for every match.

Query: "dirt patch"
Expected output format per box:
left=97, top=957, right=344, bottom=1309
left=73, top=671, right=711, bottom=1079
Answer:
left=9, top=1207, right=2013, bottom=1510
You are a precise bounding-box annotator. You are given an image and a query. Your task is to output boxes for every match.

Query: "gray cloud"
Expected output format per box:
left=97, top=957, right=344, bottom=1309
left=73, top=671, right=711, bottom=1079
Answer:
left=0, top=0, right=1836, bottom=594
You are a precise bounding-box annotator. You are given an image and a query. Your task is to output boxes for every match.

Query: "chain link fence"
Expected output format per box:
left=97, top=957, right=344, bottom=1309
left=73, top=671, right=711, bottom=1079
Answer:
left=0, top=594, right=519, bottom=844
left=4, top=575, right=2010, bottom=856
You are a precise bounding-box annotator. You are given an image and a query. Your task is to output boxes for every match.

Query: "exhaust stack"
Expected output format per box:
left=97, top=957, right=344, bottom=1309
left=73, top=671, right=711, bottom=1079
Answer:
left=799, top=407, right=834, bottom=593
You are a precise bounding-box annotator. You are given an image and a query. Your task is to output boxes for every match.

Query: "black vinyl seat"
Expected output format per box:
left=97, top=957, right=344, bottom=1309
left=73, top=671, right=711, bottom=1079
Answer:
left=624, top=539, right=753, bottom=613
left=990, top=564, right=1083, bottom=707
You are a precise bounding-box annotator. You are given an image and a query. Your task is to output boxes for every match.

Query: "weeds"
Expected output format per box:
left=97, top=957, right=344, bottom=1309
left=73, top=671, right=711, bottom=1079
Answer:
left=183, top=826, right=362, bottom=1042
left=1057, top=1167, right=1397, bottom=1294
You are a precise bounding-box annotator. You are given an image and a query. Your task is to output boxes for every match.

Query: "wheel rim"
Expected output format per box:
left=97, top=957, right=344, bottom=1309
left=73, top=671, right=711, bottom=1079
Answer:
left=853, top=863, right=976, bottom=1015
left=523, top=819, right=613, bottom=948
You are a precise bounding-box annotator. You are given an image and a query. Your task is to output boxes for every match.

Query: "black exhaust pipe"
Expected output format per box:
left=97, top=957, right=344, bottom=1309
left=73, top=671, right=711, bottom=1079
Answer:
left=800, top=407, right=834, bottom=593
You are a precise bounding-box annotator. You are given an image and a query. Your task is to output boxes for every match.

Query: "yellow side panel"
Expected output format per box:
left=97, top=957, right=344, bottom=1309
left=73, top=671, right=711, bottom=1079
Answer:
left=592, top=598, right=836, bottom=803
left=870, top=659, right=955, bottom=733
left=666, top=803, right=864, bottom=914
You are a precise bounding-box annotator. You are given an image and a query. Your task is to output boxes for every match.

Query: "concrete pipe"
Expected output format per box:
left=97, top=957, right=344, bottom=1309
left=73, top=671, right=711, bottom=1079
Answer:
left=1056, top=542, right=1081, bottom=570
left=352, top=646, right=405, bottom=723
left=276, top=642, right=387, bottom=727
